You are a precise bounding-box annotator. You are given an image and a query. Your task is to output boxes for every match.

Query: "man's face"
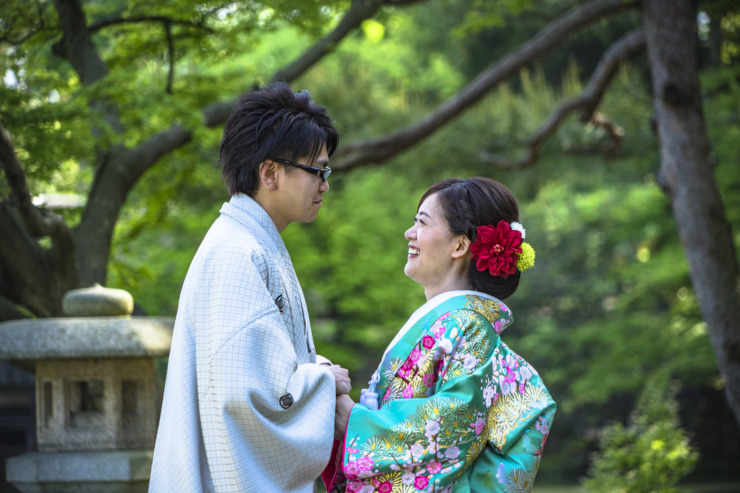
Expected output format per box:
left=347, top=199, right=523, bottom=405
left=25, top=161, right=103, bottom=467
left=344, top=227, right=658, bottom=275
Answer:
left=271, top=145, right=330, bottom=230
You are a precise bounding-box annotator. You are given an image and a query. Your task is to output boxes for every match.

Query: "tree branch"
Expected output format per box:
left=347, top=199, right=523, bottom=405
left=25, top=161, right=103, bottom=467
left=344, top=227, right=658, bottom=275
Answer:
left=0, top=0, right=47, bottom=45
left=0, top=125, right=77, bottom=313
left=52, top=0, right=124, bottom=137
left=331, top=0, right=640, bottom=171
left=127, top=125, right=194, bottom=182
left=88, top=15, right=214, bottom=35
left=73, top=125, right=193, bottom=284
left=165, top=20, right=175, bottom=94
left=203, top=0, right=389, bottom=127
left=481, top=28, right=646, bottom=169
left=51, top=0, right=109, bottom=85
left=0, top=123, right=70, bottom=239
left=383, top=0, right=430, bottom=5
left=270, top=0, right=386, bottom=84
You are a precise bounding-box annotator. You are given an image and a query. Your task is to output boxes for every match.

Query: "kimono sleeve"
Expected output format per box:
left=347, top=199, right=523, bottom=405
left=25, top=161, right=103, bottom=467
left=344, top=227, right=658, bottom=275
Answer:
left=466, top=389, right=556, bottom=492
left=196, top=245, right=336, bottom=491
left=332, top=310, right=498, bottom=492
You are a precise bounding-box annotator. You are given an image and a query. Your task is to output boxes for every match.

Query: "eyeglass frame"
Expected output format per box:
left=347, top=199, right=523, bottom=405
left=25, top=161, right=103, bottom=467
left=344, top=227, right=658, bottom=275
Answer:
left=271, top=158, right=332, bottom=182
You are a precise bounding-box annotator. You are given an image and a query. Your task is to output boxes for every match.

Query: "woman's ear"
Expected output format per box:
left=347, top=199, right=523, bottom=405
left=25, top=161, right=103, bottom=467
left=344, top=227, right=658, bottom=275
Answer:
left=451, top=235, right=471, bottom=259
left=258, top=160, right=280, bottom=190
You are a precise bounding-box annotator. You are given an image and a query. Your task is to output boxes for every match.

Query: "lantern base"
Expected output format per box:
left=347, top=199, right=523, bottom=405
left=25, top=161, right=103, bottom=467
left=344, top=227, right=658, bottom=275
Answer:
left=6, top=450, right=152, bottom=493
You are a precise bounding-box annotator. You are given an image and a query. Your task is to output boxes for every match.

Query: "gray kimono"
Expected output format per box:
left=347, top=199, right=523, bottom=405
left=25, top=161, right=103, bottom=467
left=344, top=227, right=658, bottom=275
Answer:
left=150, top=194, right=335, bottom=492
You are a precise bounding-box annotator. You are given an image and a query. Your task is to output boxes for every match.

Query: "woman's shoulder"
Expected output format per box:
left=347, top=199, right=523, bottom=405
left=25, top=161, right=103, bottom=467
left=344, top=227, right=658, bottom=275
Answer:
left=433, top=292, right=513, bottom=334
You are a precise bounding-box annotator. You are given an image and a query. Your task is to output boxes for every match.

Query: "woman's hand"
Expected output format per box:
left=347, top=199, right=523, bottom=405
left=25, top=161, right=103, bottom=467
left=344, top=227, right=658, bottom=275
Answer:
left=334, top=394, right=355, bottom=440
left=330, top=364, right=352, bottom=395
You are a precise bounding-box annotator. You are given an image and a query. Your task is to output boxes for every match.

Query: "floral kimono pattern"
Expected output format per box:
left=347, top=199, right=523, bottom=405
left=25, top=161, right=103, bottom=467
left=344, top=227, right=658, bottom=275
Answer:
left=324, top=292, right=556, bottom=493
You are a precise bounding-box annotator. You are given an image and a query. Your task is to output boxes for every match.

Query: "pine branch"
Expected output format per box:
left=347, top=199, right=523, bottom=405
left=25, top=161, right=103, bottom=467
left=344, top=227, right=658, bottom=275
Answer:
left=481, top=28, right=646, bottom=168
left=331, top=0, right=640, bottom=171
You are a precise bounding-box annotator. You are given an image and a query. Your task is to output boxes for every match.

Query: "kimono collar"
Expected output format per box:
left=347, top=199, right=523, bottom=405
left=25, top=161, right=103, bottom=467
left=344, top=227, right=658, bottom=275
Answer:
left=384, top=289, right=511, bottom=367
left=219, top=194, right=289, bottom=260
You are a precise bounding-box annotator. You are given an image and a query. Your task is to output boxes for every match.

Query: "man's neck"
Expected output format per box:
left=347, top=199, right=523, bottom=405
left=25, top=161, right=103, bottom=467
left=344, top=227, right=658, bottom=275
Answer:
left=250, top=191, right=287, bottom=232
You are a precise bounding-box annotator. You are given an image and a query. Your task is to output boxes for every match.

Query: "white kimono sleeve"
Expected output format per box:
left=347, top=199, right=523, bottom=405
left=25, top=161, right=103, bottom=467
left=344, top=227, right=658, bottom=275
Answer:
left=196, top=244, right=336, bottom=492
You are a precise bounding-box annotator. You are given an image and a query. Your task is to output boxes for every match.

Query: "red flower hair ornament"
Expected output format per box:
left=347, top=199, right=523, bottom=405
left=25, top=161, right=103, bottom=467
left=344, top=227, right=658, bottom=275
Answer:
left=470, top=220, right=524, bottom=279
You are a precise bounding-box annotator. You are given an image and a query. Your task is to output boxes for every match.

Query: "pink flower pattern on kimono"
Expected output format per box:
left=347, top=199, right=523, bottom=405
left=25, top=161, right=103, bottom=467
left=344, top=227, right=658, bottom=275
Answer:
left=402, top=384, right=414, bottom=399
left=427, top=461, right=443, bottom=474
left=346, top=479, right=364, bottom=492
left=410, top=443, right=425, bottom=458
left=414, top=475, right=429, bottom=489
left=331, top=296, right=555, bottom=493
left=401, top=472, right=416, bottom=485
left=536, top=416, right=550, bottom=435
left=483, top=384, right=496, bottom=407
left=443, top=446, right=460, bottom=459
left=423, top=372, right=436, bottom=387
left=471, top=417, right=485, bottom=435
left=409, top=348, right=422, bottom=363
left=493, top=319, right=508, bottom=334
left=356, top=456, right=374, bottom=472
left=345, top=462, right=360, bottom=476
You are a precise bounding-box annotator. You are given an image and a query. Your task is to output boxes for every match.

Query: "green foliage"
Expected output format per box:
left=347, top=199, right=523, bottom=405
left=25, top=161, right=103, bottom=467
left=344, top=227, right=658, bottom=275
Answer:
left=4, top=0, right=739, bottom=482
left=1, top=0, right=345, bottom=200
left=583, top=377, right=699, bottom=493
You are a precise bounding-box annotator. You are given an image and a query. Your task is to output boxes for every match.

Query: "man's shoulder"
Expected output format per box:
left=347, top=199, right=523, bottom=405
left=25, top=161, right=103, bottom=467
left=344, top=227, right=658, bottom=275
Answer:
left=192, top=217, right=273, bottom=271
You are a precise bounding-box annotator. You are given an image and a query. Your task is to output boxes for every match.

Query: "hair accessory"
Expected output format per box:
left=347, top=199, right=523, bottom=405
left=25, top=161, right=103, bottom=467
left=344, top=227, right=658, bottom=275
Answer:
left=470, top=220, right=535, bottom=278
left=510, top=222, right=526, bottom=238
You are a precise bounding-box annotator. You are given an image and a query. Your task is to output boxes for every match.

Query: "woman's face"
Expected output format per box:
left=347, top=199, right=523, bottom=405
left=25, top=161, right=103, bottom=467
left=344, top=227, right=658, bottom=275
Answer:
left=404, top=193, right=467, bottom=294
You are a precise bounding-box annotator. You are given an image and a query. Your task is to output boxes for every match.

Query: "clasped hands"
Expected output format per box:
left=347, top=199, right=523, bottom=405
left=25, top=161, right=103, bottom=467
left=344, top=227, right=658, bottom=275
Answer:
left=329, top=365, right=355, bottom=441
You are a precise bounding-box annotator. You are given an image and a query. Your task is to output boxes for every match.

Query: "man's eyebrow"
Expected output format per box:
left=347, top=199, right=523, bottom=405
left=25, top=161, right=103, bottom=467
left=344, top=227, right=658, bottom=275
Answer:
left=314, top=157, right=330, bottom=168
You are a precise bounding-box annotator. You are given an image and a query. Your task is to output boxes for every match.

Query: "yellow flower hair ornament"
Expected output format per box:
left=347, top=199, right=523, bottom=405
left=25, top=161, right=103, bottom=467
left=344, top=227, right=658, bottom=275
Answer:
left=517, top=242, right=535, bottom=272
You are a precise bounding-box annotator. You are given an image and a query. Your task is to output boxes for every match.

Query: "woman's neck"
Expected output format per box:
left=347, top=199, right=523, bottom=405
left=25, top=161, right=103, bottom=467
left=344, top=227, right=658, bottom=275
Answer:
left=424, top=277, right=473, bottom=301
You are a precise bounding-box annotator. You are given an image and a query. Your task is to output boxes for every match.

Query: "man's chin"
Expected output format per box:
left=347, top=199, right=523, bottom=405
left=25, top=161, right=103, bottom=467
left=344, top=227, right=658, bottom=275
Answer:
left=300, top=212, right=320, bottom=224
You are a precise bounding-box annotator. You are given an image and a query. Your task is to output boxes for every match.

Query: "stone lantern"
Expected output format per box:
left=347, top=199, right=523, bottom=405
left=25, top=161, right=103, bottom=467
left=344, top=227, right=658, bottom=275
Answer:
left=0, top=285, right=174, bottom=492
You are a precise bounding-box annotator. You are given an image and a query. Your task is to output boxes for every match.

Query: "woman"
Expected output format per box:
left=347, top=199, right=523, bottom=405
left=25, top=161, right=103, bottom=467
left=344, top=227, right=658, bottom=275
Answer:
left=325, top=177, right=556, bottom=493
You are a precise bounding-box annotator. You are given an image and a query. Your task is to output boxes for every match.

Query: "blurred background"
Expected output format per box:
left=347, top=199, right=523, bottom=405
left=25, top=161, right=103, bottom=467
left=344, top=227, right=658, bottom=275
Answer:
left=1, top=0, right=739, bottom=491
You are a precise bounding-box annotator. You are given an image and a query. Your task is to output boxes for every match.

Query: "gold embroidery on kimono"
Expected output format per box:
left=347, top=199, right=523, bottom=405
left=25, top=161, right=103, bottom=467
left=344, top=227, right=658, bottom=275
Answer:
left=326, top=293, right=556, bottom=493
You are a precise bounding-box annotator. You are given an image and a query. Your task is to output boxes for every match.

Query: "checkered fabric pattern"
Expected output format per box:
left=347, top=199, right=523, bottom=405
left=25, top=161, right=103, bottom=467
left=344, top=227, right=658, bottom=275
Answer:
left=149, top=194, right=335, bottom=492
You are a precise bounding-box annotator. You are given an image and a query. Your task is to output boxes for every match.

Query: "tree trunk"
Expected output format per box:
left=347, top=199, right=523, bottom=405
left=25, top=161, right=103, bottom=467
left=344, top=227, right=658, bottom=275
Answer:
left=643, top=0, right=740, bottom=427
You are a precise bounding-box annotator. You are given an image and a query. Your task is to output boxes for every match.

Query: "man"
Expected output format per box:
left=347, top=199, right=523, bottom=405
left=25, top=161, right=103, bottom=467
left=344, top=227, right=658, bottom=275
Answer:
left=150, top=82, right=350, bottom=492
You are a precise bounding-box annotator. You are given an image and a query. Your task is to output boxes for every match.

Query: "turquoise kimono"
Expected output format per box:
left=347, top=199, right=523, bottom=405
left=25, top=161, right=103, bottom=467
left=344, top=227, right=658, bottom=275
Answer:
left=324, top=290, right=556, bottom=493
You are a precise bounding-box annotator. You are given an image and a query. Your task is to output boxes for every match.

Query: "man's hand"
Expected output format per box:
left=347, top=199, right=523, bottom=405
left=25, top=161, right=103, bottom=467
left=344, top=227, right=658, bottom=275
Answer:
left=330, top=365, right=351, bottom=395
left=334, top=394, right=355, bottom=440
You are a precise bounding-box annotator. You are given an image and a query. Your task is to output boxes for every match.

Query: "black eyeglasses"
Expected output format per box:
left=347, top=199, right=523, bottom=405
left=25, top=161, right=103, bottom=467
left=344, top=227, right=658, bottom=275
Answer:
left=272, top=158, right=332, bottom=182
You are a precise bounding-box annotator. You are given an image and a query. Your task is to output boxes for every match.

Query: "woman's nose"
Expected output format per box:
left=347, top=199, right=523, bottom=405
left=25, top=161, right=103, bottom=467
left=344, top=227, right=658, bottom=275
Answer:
left=405, top=226, right=416, bottom=240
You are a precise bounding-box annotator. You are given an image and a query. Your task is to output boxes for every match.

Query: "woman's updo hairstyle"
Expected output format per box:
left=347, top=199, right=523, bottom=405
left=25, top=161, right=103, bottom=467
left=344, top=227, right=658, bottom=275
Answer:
left=418, top=177, right=521, bottom=300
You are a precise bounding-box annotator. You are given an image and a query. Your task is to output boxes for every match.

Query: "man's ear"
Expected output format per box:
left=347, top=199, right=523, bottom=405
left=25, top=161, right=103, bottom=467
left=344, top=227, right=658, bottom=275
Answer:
left=258, top=160, right=280, bottom=190
left=451, top=235, right=471, bottom=259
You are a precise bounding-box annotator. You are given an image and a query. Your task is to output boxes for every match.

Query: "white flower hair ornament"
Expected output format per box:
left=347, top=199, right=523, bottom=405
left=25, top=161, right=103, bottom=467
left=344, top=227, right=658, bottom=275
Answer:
left=510, top=221, right=526, bottom=239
